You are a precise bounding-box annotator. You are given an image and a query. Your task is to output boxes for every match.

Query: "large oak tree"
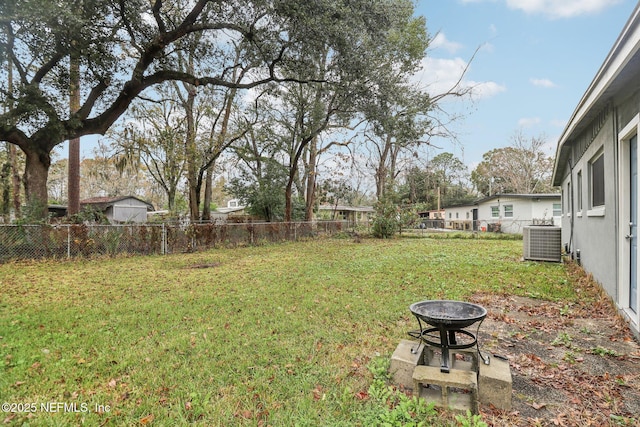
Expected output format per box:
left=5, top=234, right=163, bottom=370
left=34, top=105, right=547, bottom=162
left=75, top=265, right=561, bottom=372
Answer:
left=0, top=0, right=394, bottom=218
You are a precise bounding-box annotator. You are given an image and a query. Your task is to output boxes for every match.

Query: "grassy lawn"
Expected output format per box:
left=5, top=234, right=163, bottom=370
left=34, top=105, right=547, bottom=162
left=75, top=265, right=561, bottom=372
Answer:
left=0, top=236, right=574, bottom=426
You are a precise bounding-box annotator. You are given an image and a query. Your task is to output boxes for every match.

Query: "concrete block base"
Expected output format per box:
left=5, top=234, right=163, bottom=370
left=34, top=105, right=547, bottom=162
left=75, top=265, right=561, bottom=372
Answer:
left=389, top=339, right=424, bottom=390
left=413, top=365, right=478, bottom=413
left=478, top=356, right=512, bottom=410
left=389, top=340, right=512, bottom=414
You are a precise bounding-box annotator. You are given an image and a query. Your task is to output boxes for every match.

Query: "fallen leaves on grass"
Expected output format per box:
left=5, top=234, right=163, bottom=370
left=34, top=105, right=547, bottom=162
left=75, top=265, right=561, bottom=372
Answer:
left=355, top=390, right=369, bottom=400
left=139, top=414, right=154, bottom=424
left=312, top=385, right=325, bottom=400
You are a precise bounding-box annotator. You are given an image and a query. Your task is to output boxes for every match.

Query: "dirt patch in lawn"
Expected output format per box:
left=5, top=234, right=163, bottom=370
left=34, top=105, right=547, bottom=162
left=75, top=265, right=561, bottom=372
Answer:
left=467, top=264, right=640, bottom=426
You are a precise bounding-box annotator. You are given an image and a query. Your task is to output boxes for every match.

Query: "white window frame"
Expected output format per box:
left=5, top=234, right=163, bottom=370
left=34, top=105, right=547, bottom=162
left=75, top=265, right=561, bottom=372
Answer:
left=503, top=204, right=513, bottom=218
left=577, top=170, right=583, bottom=216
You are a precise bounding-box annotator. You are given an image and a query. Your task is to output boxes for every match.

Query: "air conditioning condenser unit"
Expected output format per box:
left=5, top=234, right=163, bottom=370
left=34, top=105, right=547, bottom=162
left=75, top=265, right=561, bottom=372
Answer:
left=523, top=226, right=561, bottom=262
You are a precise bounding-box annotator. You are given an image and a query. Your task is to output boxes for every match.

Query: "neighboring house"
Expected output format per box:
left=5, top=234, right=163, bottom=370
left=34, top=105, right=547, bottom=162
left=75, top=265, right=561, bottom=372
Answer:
left=442, top=194, right=561, bottom=234
left=81, top=196, right=154, bottom=223
left=417, top=209, right=446, bottom=229
left=212, top=199, right=248, bottom=223
left=317, top=205, right=374, bottom=223
left=444, top=204, right=475, bottom=231
left=417, top=209, right=445, bottom=219
left=552, top=4, right=640, bottom=338
left=475, top=194, right=561, bottom=234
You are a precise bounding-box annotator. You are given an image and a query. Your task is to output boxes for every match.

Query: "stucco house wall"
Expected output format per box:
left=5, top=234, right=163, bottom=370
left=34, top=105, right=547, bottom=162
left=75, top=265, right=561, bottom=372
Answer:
left=558, top=110, right=618, bottom=298
left=552, top=3, right=640, bottom=337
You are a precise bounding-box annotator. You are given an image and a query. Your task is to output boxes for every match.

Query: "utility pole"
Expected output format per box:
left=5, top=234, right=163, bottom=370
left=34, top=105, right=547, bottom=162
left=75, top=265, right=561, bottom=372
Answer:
left=7, top=59, right=21, bottom=218
left=68, top=46, right=81, bottom=216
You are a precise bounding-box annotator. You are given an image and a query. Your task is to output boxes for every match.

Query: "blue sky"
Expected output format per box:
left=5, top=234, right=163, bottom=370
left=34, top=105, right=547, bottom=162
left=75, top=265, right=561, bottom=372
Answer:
left=413, top=0, right=638, bottom=168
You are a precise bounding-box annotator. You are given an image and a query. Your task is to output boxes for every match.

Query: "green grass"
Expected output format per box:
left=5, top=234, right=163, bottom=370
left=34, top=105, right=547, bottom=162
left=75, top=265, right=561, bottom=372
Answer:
left=0, top=237, right=573, bottom=426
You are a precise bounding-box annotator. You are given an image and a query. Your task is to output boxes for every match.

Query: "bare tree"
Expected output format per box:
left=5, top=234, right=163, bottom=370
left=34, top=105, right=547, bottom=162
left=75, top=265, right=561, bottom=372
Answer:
left=471, top=131, right=555, bottom=196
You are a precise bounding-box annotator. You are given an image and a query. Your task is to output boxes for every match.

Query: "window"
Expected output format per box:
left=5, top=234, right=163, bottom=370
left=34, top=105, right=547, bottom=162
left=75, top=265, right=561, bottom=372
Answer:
left=456, top=212, right=459, bottom=219
left=491, top=206, right=499, bottom=218
left=466, top=212, right=470, bottom=219
left=504, top=205, right=513, bottom=218
left=590, top=152, right=605, bottom=208
left=553, top=203, right=561, bottom=217
left=577, top=170, right=582, bottom=211
left=448, top=212, right=452, bottom=219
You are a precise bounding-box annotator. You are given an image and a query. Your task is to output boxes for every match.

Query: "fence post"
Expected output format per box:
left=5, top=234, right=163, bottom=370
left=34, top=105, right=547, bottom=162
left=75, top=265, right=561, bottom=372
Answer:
left=67, top=225, right=71, bottom=259
left=161, top=223, right=166, bottom=255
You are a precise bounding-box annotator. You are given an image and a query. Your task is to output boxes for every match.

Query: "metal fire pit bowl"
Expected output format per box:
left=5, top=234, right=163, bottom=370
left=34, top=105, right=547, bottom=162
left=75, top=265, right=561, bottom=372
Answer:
left=409, top=300, right=489, bottom=373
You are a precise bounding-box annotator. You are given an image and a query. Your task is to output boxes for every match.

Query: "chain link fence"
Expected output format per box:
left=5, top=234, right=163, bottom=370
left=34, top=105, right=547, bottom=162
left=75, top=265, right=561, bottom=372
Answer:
left=0, top=221, right=360, bottom=263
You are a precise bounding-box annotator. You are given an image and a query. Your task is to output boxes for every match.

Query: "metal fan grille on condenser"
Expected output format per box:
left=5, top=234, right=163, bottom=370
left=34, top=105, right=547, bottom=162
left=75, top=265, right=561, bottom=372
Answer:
left=523, top=226, right=561, bottom=262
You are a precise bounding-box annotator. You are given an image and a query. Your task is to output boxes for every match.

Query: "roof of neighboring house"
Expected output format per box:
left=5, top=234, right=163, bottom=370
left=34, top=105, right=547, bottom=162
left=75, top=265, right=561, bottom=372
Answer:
left=552, top=3, right=640, bottom=186
left=475, top=193, right=561, bottom=204
left=318, top=205, right=375, bottom=212
left=215, top=206, right=246, bottom=214
left=80, top=196, right=154, bottom=211
left=443, top=193, right=560, bottom=210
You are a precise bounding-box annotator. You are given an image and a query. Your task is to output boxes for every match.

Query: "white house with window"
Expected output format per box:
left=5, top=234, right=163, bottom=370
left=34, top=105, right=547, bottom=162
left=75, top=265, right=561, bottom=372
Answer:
left=552, top=3, right=640, bottom=338
left=444, top=204, right=475, bottom=230
left=475, top=194, right=561, bottom=234
left=442, top=194, right=561, bottom=233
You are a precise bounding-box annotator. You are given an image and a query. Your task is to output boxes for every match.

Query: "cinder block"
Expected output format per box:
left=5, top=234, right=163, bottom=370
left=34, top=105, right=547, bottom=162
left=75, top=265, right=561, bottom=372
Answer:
left=478, top=356, right=512, bottom=410
left=389, top=339, right=424, bottom=390
left=412, top=365, right=478, bottom=413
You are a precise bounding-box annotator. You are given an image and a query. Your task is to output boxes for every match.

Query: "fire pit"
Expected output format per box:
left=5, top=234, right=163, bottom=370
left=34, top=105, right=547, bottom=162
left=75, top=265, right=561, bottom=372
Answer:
left=409, top=300, right=489, bottom=373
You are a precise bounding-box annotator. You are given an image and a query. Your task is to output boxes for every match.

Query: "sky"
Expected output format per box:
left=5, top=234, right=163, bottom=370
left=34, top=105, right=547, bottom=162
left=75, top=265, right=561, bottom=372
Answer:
left=412, top=0, right=639, bottom=169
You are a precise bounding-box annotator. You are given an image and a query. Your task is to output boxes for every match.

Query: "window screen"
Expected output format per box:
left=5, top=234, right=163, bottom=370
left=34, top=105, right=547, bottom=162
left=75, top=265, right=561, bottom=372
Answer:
left=591, top=153, right=605, bottom=207
left=504, top=205, right=513, bottom=218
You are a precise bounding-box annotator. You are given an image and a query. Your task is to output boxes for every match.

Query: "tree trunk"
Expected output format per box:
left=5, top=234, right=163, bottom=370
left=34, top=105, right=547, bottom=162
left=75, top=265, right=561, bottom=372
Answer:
left=167, top=185, right=176, bottom=212
left=23, top=147, right=51, bottom=220
left=202, top=166, right=213, bottom=220
left=1, top=147, right=10, bottom=219
left=304, top=136, right=318, bottom=221
left=185, top=87, right=199, bottom=221
left=284, top=177, right=293, bottom=223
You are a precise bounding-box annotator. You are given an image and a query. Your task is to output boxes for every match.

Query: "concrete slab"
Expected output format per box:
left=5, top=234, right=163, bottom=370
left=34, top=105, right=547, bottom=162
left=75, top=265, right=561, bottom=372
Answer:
left=389, top=339, right=424, bottom=390
left=478, top=356, right=512, bottom=410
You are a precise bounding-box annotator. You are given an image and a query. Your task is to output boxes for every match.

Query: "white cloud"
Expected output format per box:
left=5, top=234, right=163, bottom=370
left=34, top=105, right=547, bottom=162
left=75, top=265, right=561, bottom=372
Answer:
left=479, top=42, right=495, bottom=53
left=518, top=117, right=542, bottom=127
left=415, top=57, right=506, bottom=101
left=430, top=32, right=464, bottom=54
left=530, top=78, right=557, bottom=88
left=467, top=80, right=507, bottom=99
left=505, top=0, right=623, bottom=19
